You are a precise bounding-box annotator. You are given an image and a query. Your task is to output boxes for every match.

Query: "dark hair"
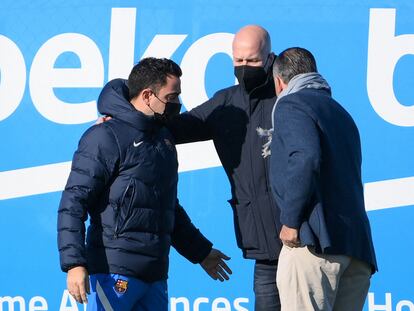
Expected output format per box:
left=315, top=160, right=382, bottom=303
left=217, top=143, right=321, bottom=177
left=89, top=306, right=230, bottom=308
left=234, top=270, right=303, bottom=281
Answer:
left=128, top=57, right=182, bottom=100
left=273, top=47, right=317, bottom=83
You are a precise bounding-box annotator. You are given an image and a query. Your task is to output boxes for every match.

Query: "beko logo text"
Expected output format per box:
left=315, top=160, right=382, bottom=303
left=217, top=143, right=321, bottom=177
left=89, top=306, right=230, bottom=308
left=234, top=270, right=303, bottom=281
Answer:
left=0, top=8, right=413, bottom=126
left=0, top=8, right=233, bottom=125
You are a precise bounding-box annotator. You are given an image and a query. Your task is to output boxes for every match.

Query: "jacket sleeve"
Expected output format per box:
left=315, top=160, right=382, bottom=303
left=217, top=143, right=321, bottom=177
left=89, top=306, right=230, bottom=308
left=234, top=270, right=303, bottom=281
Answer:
left=171, top=200, right=213, bottom=264
left=271, top=100, right=321, bottom=229
left=57, top=124, right=120, bottom=272
left=167, top=90, right=227, bottom=144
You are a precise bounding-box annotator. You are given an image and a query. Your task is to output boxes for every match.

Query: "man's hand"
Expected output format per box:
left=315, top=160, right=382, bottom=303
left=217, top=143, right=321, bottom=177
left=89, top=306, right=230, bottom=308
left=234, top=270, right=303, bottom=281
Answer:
left=200, top=248, right=232, bottom=282
left=95, top=116, right=112, bottom=125
left=67, top=266, right=90, bottom=304
left=279, top=225, right=301, bottom=248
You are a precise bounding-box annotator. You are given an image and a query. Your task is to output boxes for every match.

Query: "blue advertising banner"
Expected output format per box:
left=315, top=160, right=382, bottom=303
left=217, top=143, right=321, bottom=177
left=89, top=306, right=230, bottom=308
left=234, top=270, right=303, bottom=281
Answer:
left=0, top=0, right=413, bottom=310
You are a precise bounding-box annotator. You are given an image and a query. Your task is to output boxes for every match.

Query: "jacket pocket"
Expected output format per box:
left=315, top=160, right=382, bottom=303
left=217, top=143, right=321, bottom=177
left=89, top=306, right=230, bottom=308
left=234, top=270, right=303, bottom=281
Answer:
left=114, top=179, right=135, bottom=237
left=228, top=199, right=260, bottom=250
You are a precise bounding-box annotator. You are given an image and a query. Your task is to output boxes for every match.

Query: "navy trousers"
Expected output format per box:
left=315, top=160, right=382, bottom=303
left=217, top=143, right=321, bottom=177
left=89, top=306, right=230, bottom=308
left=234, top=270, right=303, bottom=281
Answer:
left=254, top=260, right=281, bottom=311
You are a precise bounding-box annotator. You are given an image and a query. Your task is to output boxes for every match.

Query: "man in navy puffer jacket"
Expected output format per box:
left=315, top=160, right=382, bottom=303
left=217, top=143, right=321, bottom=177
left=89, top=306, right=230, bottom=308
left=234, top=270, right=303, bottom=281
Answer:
left=98, top=25, right=282, bottom=310
left=58, top=58, right=231, bottom=311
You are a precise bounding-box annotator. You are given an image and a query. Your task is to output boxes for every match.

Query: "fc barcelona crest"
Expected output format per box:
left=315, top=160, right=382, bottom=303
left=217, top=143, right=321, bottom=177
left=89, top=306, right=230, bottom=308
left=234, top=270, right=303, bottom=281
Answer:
left=114, top=279, right=128, bottom=294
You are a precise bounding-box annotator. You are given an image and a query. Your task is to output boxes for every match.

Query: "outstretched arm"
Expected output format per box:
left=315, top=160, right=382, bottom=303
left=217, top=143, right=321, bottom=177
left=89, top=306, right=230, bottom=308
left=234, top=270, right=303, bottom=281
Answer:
left=200, top=248, right=232, bottom=282
left=172, top=200, right=232, bottom=281
left=167, top=89, right=229, bottom=144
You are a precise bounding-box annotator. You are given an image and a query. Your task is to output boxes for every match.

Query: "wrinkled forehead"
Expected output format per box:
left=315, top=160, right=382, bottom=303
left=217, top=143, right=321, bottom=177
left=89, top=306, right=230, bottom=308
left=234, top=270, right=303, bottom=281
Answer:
left=232, top=46, right=263, bottom=61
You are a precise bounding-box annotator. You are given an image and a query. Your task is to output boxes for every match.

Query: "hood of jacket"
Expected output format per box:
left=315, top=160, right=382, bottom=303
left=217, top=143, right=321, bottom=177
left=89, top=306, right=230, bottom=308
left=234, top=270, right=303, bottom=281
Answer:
left=98, top=78, right=158, bottom=131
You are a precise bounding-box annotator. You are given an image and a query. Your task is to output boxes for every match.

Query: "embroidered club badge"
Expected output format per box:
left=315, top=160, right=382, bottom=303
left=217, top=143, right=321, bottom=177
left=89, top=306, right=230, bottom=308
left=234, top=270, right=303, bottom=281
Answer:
left=114, top=279, right=128, bottom=294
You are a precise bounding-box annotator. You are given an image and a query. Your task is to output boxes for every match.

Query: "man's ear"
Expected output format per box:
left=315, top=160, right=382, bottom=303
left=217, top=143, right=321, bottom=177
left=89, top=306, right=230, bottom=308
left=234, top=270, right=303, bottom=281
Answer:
left=275, top=75, right=285, bottom=95
left=273, top=76, right=281, bottom=95
left=269, top=52, right=276, bottom=65
left=264, top=52, right=276, bottom=72
left=141, top=88, right=152, bottom=105
left=279, top=76, right=288, bottom=90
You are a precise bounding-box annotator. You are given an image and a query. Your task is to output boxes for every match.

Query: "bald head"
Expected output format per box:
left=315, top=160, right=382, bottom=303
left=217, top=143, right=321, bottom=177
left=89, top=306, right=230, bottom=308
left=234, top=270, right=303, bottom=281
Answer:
left=232, top=25, right=271, bottom=67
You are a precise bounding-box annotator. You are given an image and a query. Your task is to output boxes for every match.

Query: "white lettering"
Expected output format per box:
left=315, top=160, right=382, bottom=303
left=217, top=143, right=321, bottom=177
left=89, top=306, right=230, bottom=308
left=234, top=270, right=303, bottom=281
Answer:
left=180, top=33, right=234, bottom=111
left=29, top=33, right=104, bottom=124
left=0, top=296, right=25, bottom=311
left=175, top=33, right=232, bottom=173
left=0, top=35, right=26, bottom=121
left=368, top=292, right=392, bottom=311
left=233, top=298, right=249, bottom=311
left=170, top=297, right=190, bottom=311
left=397, top=300, right=414, bottom=311
left=367, top=8, right=414, bottom=126
left=212, top=297, right=231, bottom=311
left=59, top=290, right=79, bottom=311
left=29, top=296, right=48, bottom=311
left=194, top=297, right=209, bottom=311
left=108, top=8, right=137, bottom=80
left=169, top=297, right=250, bottom=311
left=141, top=35, right=187, bottom=60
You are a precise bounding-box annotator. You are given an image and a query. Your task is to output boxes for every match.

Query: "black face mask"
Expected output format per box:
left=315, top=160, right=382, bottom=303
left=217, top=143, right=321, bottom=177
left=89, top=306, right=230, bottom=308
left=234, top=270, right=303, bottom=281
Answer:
left=234, top=53, right=274, bottom=93
left=234, top=65, right=267, bottom=93
left=149, top=91, right=182, bottom=124
left=153, top=102, right=182, bottom=124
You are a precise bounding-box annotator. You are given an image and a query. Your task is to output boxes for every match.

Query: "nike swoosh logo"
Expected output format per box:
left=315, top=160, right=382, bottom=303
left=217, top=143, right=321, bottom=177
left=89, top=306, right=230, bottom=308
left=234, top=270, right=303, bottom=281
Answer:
left=133, top=141, right=144, bottom=148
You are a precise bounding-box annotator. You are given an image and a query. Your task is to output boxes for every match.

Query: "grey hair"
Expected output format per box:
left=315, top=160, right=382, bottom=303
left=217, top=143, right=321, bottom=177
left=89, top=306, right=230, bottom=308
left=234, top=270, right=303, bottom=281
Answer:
left=273, top=47, right=317, bottom=83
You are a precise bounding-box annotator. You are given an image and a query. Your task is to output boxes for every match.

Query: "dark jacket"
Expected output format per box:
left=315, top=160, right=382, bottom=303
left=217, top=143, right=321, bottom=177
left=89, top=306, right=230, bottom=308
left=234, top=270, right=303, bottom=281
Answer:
left=269, top=88, right=377, bottom=271
left=168, top=78, right=282, bottom=261
left=58, top=79, right=212, bottom=282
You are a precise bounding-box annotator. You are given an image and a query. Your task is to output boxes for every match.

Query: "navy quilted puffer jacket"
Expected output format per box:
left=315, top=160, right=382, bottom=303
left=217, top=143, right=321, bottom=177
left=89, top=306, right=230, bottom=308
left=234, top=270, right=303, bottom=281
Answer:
left=58, top=79, right=212, bottom=282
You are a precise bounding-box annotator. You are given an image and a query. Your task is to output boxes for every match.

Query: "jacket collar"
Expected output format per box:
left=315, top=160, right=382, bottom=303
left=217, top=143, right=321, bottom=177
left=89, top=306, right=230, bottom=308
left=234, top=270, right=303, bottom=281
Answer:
left=98, top=78, right=160, bottom=132
left=116, top=109, right=160, bottom=132
left=250, top=75, right=276, bottom=99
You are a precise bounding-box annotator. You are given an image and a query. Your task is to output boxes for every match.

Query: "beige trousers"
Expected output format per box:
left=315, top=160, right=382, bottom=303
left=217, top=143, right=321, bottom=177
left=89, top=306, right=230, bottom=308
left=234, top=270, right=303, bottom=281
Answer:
left=276, top=245, right=371, bottom=311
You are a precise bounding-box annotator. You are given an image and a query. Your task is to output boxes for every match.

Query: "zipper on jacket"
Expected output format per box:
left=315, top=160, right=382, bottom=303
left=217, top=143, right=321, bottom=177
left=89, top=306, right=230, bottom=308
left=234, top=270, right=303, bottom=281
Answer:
left=113, top=203, right=120, bottom=238
left=262, top=104, right=270, bottom=194
left=249, top=98, right=273, bottom=257
left=261, top=102, right=281, bottom=258
left=114, top=179, right=134, bottom=238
